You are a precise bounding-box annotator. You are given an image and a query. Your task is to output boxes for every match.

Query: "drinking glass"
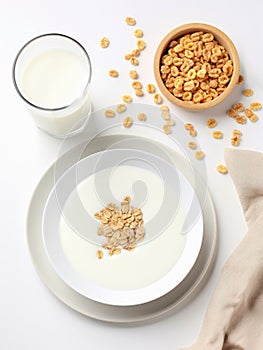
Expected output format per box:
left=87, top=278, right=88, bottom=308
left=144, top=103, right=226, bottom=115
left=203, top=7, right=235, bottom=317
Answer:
left=13, top=33, right=92, bottom=138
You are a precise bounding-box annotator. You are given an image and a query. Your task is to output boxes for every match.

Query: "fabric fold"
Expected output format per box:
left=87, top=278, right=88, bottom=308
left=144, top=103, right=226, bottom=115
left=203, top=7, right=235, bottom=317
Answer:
left=181, top=148, right=263, bottom=350
left=225, top=148, right=263, bottom=229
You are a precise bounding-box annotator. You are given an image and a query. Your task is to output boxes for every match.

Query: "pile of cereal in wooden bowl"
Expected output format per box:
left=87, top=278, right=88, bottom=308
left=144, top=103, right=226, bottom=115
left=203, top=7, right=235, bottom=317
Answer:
left=154, top=23, right=240, bottom=110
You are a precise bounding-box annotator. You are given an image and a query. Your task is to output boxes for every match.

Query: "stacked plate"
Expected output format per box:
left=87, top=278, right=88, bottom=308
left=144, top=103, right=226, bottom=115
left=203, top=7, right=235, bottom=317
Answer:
left=27, top=135, right=217, bottom=323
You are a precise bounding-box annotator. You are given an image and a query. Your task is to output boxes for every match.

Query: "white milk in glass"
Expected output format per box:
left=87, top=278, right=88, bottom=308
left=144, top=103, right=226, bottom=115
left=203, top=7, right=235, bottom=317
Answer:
left=13, top=34, right=92, bottom=138
left=22, top=50, right=88, bottom=109
left=21, top=49, right=91, bottom=137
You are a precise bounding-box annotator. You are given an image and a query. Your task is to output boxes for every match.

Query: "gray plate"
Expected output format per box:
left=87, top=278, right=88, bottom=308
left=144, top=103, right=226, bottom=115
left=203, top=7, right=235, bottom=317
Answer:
left=26, top=134, right=217, bottom=324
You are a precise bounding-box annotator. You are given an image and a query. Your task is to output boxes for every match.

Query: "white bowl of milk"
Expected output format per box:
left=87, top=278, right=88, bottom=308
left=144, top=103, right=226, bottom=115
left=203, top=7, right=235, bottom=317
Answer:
left=13, top=33, right=92, bottom=138
left=42, top=149, right=204, bottom=306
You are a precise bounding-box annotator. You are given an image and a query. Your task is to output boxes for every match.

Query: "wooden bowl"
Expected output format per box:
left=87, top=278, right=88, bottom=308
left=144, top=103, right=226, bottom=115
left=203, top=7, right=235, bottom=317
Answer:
left=154, top=23, right=240, bottom=110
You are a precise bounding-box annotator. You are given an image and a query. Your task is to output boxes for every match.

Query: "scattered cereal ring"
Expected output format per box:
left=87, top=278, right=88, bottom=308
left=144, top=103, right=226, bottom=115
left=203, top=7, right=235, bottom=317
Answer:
left=122, top=95, right=132, bottom=103
left=132, top=81, right=142, bottom=89
left=188, top=142, right=197, bottom=150
left=217, top=164, right=228, bottom=174
left=134, top=29, right=143, bottom=38
left=237, top=75, right=244, bottom=84
left=206, top=118, right=217, bottom=128
left=137, top=113, right=147, bottom=121
left=160, top=105, right=170, bottom=111
left=137, top=40, right=146, bottom=51
left=212, top=131, right=223, bottom=139
left=129, top=70, right=138, bottom=79
left=104, top=109, right=116, bottom=118
left=166, top=119, right=175, bottom=126
left=125, top=53, right=132, bottom=60
left=163, top=124, right=172, bottom=134
left=135, top=89, right=144, bottom=97
left=96, top=250, right=103, bottom=259
left=153, top=93, right=162, bottom=104
left=130, top=57, right=139, bottom=66
left=243, top=89, right=254, bottom=97
left=161, top=110, right=170, bottom=120
left=250, top=102, right=262, bottom=111
left=108, top=69, right=119, bottom=78
left=125, top=17, right=136, bottom=26
left=116, top=104, right=127, bottom=114
left=131, top=49, right=140, bottom=57
left=184, top=123, right=193, bottom=130
left=100, top=37, right=109, bottom=48
left=147, top=84, right=156, bottom=94
left=244, top=108, right=253, bottom=118
left=123, top=116, right=133, bottom=128
left=195, top=151, right=205, bottom=160
left=227, top=108, right=237, bottom=118
left=233, top=103, right=244, bottom=112
left=235, top=115, right=247, bottom=124
left=189, top=129, right=197, bottom=137
left=249, top=114, right=258, bottom=122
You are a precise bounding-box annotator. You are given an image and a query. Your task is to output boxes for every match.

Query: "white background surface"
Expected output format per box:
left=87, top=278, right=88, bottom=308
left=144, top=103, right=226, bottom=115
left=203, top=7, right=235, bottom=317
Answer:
left=1, top=1, right=263, bottom=349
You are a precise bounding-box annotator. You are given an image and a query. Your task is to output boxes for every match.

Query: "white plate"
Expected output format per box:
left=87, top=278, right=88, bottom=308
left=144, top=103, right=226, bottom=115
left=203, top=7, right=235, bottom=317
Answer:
left=42, top=149, right=203, bottom=306
left=27, top=134, right=217, bottom=324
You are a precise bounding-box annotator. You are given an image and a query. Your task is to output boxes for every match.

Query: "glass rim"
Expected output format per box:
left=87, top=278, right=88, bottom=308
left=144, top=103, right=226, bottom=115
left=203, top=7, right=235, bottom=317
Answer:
left=12, top=33, right=92, bottom=112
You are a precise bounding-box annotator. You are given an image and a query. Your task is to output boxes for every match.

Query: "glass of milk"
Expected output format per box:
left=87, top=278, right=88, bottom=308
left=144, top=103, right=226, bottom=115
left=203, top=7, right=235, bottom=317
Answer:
left=13, top=34, right=92, bottom=138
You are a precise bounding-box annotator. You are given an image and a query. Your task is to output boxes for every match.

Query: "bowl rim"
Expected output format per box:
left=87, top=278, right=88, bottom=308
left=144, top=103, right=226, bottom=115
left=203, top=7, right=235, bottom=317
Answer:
left=154, top=22, right=240, bottom=110
left=42, top=148, right=204, bottom=306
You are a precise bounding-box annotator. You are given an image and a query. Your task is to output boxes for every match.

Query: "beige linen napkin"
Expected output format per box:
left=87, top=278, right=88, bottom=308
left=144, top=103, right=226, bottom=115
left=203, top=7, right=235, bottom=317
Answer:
left=181, top=148, right=263, bottom=350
